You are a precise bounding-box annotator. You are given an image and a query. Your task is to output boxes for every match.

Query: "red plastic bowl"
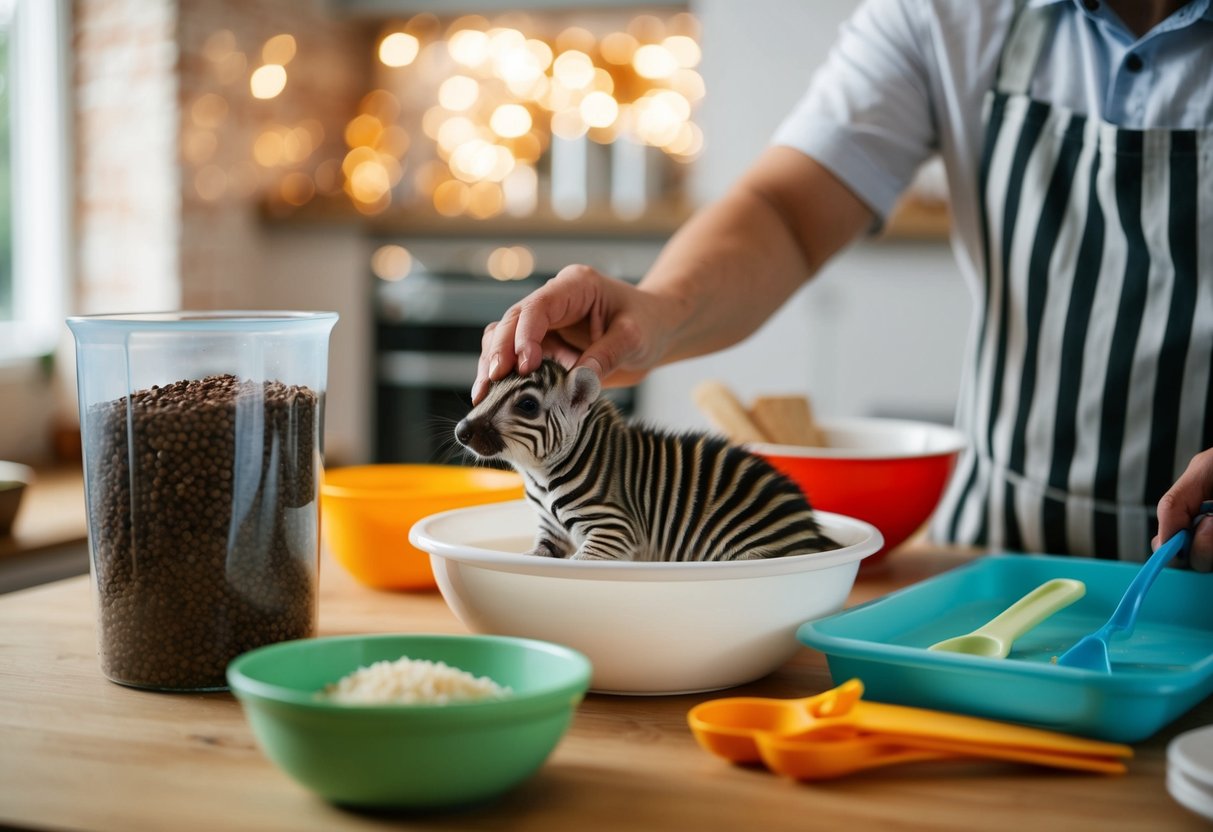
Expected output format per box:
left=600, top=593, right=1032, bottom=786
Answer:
left=750, top=418, right=966, bottom=568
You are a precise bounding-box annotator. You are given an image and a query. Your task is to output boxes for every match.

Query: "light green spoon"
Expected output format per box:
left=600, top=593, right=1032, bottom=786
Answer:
left=928, top=578, right=1086, bottom=659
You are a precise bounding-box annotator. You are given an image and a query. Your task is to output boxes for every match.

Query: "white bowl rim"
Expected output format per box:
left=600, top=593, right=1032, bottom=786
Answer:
left=0, top=461, right=34, bottom=484
left=409, top=500, right=884, bottom=582
left=745, top=416, right=967, bottom=461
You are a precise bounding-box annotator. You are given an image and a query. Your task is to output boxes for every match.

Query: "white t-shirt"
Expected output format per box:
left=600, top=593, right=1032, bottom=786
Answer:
left=771, top=0, right=1213, bottom=286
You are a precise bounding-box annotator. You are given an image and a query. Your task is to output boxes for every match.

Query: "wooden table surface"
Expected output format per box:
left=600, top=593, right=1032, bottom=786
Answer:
left=1, top=545, right=1208, bottom=832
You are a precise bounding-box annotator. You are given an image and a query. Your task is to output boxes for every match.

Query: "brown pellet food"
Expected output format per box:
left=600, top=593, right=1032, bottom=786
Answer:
left=84, top=374, right=320, bottom=690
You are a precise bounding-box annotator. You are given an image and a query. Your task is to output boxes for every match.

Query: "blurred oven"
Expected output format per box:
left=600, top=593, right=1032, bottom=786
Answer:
left=373, top=236, right=664, bottom=463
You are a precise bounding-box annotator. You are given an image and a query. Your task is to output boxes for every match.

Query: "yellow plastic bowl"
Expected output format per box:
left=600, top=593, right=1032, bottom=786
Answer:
left=321, top=465, right=524, bottom=591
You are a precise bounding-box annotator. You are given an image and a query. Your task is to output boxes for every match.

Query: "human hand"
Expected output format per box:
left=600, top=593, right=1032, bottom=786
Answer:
left=1154, top=448, right=1213, bottom=571
left=471, top=264, right=676, bottom=403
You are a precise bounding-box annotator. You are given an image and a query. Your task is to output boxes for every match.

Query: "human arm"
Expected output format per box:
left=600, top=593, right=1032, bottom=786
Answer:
left=472, top=146, right=875, bottom=402
left=1155, top=449, right=1213, bottom=571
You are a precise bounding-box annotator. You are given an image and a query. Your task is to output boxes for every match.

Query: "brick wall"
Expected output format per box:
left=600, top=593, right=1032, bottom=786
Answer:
left=70, top=0, right=374, bottom=461
left=73, top=0, right=370, bottom=312
left=73, top=0, right=180, bottom=314
left=175, top=0, right=369, bottom=308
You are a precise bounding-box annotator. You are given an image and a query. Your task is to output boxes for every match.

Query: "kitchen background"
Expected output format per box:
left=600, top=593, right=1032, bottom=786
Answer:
left=0, top=0, right=970, bottom=469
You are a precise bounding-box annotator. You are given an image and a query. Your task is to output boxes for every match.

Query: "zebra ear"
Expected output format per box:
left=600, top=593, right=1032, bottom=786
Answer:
left=567, top=366, right=601, bottom=411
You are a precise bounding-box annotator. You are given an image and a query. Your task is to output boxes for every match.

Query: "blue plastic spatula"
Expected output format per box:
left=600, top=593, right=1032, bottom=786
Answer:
left=1056, top=500, right=1213, bottom=672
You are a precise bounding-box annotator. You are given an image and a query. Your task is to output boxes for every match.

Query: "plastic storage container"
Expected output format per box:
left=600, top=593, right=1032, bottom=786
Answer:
left=67, top=311, right=338, bottom=691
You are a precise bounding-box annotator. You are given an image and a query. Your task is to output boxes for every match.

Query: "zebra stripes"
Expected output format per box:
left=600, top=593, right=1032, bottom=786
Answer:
left=931, top=12, right=1213, bottom=561
left=456, top=360, right=837, bottom=562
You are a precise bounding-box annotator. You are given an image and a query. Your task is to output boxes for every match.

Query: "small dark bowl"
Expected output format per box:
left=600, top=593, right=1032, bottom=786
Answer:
left=0, top=462, right=33, bottom=536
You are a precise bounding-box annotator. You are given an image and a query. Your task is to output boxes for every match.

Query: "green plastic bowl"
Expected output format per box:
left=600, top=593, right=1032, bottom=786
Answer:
left=226, top=633, right=592, bottom=809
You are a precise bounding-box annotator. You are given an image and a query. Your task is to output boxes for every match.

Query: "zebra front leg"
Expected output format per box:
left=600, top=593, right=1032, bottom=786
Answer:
left=525, top=535, right=573, bottom=558
left=570, top=529, right=635, bottom=561
left=524, top=515, right=574, bottom=558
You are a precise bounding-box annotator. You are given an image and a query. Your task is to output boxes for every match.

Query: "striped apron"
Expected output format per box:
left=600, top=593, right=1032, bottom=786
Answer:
left=930, top=3, right=1213, bottom=561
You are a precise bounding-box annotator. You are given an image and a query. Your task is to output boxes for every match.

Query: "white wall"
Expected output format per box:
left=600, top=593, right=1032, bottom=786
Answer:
left=637, top=0, right=972, bottom=432
left=692, top=0, right=852, bottom=204
left=251, top=227, right=374, bottom=467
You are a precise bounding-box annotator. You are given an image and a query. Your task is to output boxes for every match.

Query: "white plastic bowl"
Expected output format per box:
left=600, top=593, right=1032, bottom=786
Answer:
left=409, top=500, right=883, bottom=695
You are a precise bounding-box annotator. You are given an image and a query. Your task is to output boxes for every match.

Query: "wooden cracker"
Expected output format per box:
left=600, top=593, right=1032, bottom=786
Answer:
left=748, top=395, right=828, bottom=447
left=692, top=380, right=770, bottom=444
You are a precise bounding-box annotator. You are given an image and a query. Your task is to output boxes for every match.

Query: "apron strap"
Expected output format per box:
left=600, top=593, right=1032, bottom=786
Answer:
left=996, top=2, right=1059, bottom=95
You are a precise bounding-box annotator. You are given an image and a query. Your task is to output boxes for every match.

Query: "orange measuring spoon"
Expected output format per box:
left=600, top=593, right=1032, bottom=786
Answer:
left=756, top=728, right=1128, bottom=780
left=688, top=682, right=863, bottom=764
left=688, top=679, right=1132, bottom=780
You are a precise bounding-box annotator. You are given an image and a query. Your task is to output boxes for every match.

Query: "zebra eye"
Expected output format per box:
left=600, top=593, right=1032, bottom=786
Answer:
left=514, top=395, right=540, bottom=417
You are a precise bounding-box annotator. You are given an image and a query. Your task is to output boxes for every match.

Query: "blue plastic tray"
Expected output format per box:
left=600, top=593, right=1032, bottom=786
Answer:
left=797, top=554, right=1213, bottom=743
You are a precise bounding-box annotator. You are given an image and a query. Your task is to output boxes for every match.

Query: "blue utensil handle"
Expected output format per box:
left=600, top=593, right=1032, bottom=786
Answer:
left=1105, top=525, right=1196, bottom=635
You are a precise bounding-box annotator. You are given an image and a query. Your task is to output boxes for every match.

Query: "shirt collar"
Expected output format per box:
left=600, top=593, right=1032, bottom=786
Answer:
left=1028, top=0, right=1213, bottom=24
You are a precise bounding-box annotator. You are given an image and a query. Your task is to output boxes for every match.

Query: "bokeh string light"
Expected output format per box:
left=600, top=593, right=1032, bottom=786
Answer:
left=356, top=12, right=702, bottom=217
left=187, top=14, right=701, bottom=220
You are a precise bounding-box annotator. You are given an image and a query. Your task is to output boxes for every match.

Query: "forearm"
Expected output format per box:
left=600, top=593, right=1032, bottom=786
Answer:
left=472, top=148, right=875, bottom=401
left=639, top=185, right=815, bottom=363
left=639, top=147, right=875, bottom=366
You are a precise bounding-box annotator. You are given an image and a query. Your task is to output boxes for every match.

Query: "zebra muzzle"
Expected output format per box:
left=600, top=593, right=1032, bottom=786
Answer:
left=455, top=418, right=506, bottom=458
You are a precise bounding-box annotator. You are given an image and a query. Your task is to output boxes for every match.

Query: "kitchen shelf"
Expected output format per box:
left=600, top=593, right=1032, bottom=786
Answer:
left=326, top=0, right=689, bottom=17
left=261, top=196, right=695, bottom=240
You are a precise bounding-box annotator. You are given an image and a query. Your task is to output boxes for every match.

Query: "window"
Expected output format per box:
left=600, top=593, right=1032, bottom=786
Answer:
left=0, top=2, right=12, bottom=320
left=0, top=0, right=69, bottom=464
left=0, top=0, right=69, bottom=362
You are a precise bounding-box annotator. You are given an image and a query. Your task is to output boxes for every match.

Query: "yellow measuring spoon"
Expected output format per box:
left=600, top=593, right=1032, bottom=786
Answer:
left=928, top=578, right=1086, bottom=658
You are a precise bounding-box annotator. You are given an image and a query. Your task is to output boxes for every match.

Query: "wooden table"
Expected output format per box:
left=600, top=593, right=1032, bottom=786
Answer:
left=1, top=546, right=1207, bottom=832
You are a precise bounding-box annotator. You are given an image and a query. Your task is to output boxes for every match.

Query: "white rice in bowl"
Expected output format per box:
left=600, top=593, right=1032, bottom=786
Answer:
left=320, top=656, right=512, bottom=705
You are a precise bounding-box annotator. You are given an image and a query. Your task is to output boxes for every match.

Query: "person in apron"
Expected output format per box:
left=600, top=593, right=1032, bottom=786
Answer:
left=471, top=1, right=1213, bottom=567
left=931, top=1, right=1212, bottom=562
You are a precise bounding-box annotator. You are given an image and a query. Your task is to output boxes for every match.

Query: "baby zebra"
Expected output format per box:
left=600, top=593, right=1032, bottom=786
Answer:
left=454, top=359, right=838, bottom=562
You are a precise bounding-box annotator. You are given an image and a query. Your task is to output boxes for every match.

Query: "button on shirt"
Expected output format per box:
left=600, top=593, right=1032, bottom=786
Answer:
left=771, top=0, right=1213, bottom=289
